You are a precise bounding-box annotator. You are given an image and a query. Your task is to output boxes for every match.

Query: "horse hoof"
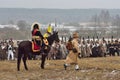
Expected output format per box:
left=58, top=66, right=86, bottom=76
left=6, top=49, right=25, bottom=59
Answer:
left=25, top=68, right=28, bottom=71
left=41, top=66, right=44, bottom=69
left=41, top=65, right=44, bottom=69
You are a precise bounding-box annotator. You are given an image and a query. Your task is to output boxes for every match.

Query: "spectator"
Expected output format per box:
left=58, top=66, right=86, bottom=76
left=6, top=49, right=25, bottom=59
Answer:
left=7, top=41, right=14, bottom=60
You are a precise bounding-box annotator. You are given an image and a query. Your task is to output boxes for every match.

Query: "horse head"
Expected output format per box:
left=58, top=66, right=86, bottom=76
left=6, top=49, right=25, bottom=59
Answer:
left=47, top=31, right=59, bottom=46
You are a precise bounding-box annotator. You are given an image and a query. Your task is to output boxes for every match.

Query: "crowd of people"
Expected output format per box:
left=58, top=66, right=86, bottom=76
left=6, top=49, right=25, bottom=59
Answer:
left=0, top=37, right=120, bottom=61
left=0, top=22, right=120, bottom=62
left=0, top=39, right=19, bottom=60
left=0, top=22, right=120, bottom=71
left=46, top=37, right=120, bottom=60
left=63, top=32, right=120, bottom=70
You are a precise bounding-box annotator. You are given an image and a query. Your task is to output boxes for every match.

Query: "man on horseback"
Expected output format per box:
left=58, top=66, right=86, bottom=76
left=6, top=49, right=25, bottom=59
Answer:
left=17, top=22, right=59, bottom=71
left=31, top=22, right=43, bottom=52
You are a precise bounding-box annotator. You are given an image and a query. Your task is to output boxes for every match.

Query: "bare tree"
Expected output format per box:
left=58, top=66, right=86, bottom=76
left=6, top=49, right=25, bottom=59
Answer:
left=17, top=20, right=28, bottom=30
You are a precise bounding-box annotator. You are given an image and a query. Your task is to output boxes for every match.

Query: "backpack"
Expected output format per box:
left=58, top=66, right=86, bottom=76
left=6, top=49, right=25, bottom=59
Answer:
left=66, top=41, right=73, bottom=50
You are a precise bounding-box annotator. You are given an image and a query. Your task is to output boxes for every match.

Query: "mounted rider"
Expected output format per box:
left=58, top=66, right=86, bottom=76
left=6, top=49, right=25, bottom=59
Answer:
left=31, top=22, right=43, bottom=52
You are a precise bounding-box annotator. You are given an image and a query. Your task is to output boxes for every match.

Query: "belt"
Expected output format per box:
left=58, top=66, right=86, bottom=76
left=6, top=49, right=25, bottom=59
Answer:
left=32, top=36, right=40, bottom=39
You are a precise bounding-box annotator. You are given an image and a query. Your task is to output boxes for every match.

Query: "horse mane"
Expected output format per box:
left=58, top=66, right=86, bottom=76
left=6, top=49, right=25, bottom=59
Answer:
left=47, top=31, right=59, bottom=46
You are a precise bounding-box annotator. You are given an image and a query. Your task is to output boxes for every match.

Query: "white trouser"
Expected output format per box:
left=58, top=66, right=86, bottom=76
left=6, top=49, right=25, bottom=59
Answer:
left=8, top=50, right=14, bottom=60
left=65, top=64, right=79, bottom=70
left=75, top=65, right=79, bottom=69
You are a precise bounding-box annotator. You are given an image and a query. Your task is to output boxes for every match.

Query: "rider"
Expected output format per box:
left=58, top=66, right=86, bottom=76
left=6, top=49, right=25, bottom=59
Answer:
left=31, top=22, right=43, bottom=46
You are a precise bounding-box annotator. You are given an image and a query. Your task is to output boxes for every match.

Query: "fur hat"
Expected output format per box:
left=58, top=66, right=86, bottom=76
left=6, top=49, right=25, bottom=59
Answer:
left=72, top=32, right=79, bottom=38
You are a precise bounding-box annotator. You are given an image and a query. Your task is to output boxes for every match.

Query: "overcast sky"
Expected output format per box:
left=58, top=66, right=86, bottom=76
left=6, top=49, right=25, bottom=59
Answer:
left=0, top=0, right=120, bottom=9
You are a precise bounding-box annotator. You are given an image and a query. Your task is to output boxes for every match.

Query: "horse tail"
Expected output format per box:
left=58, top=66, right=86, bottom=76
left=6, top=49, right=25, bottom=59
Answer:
left=17, top=44, right=23, bottom=71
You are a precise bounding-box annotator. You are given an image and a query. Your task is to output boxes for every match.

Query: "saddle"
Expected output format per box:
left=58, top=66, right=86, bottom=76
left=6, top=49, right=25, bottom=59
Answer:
left=32, top=38, right=49, bottom=53
left=32, top=41, right=41, bottom=52
left=32, top=38, right=42, bottom=52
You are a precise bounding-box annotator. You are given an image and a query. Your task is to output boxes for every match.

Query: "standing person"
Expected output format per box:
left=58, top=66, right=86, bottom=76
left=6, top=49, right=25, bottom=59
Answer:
left=101, top=40, right=107, bottom=57
left=113, top=40, right=119, bottom=56
left=7, top=41, right=14, bottom=60
left=64, top=32, right=81, bottom=70
left=109, top=40, right=115, bottom=56
left=60, top=41, right=68, bottom=59
left=86, top=40, right=92, bottom=57
left=81, top=40, right=87, bottom=57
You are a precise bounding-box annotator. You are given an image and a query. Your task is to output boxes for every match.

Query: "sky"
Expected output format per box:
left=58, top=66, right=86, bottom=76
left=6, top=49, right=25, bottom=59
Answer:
left=0, top=0, right=120, bottom=9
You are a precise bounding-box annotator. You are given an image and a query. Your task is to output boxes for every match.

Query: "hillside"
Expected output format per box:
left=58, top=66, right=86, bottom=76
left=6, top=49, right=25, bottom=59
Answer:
left=0, top=28, right=31, bottom=40
left=0, top=8, right=120, bottom=39
left=0, top=8, right=120, bottom=24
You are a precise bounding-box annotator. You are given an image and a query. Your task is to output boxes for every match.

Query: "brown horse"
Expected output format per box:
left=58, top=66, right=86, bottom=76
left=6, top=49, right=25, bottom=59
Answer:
left=17, top=31, right=59, bottom=71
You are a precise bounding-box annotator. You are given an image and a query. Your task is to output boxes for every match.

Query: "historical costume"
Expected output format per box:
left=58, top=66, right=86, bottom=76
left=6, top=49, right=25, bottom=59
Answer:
left=86, top=40, right=92, bottom=57
left=109, top=40, right=115, bottom=56
left=81, top=41, right=87, bottom=57
left=101, top=40, right=107, bottom=56
left=64, top=32, right=81, bottom=70
left=31, top=22, right=43, bottom=52
left=113, top=40, right=119, bottom=56
left=7, top=41, right=14, bottom=60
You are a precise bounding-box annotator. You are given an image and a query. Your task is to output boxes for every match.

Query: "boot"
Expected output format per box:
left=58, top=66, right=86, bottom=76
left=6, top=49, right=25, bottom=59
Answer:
left=64, top=64, right=67, bottom=70
left=75, top=65, right=79, bottom=71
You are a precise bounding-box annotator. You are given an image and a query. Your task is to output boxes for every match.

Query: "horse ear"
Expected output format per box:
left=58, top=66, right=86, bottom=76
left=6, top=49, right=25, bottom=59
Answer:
left=53, top=31, right=56, bottom=34
left=56, top=31, right=58, bottom=34
left=53, top=30, right=58, bottom=34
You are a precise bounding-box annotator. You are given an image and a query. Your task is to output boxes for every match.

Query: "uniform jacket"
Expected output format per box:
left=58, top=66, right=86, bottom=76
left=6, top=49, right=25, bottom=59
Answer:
left=65, top=38, right=81, bottom=64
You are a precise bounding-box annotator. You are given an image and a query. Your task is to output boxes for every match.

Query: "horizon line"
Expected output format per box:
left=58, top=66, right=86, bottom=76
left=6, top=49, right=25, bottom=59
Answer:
left=0, top=7, right=120, bottom=10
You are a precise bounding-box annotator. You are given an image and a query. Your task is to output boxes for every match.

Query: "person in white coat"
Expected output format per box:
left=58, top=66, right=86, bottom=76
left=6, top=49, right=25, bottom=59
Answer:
left=7, top=42, right=14, bottom=60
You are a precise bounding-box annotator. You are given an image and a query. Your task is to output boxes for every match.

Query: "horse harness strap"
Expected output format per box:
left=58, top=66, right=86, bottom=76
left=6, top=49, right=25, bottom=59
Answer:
left=43, top=38, right=49, bottom=45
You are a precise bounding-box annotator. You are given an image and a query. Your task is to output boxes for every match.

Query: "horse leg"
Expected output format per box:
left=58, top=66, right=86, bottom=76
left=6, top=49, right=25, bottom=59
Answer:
left=22, top=55, right=28, bottom=70
left=41, top=54, right=47, bottom=69
left=17, top=53, right=22, bottom=71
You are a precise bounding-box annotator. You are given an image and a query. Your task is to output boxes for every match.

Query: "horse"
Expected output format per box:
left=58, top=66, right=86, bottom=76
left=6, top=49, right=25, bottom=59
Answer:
left=17, top=31, right=59, bottom=71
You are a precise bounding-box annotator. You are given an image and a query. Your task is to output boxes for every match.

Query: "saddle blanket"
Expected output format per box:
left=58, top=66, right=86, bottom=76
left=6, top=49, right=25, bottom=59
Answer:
left=32, top=41, right=41, bottom=52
